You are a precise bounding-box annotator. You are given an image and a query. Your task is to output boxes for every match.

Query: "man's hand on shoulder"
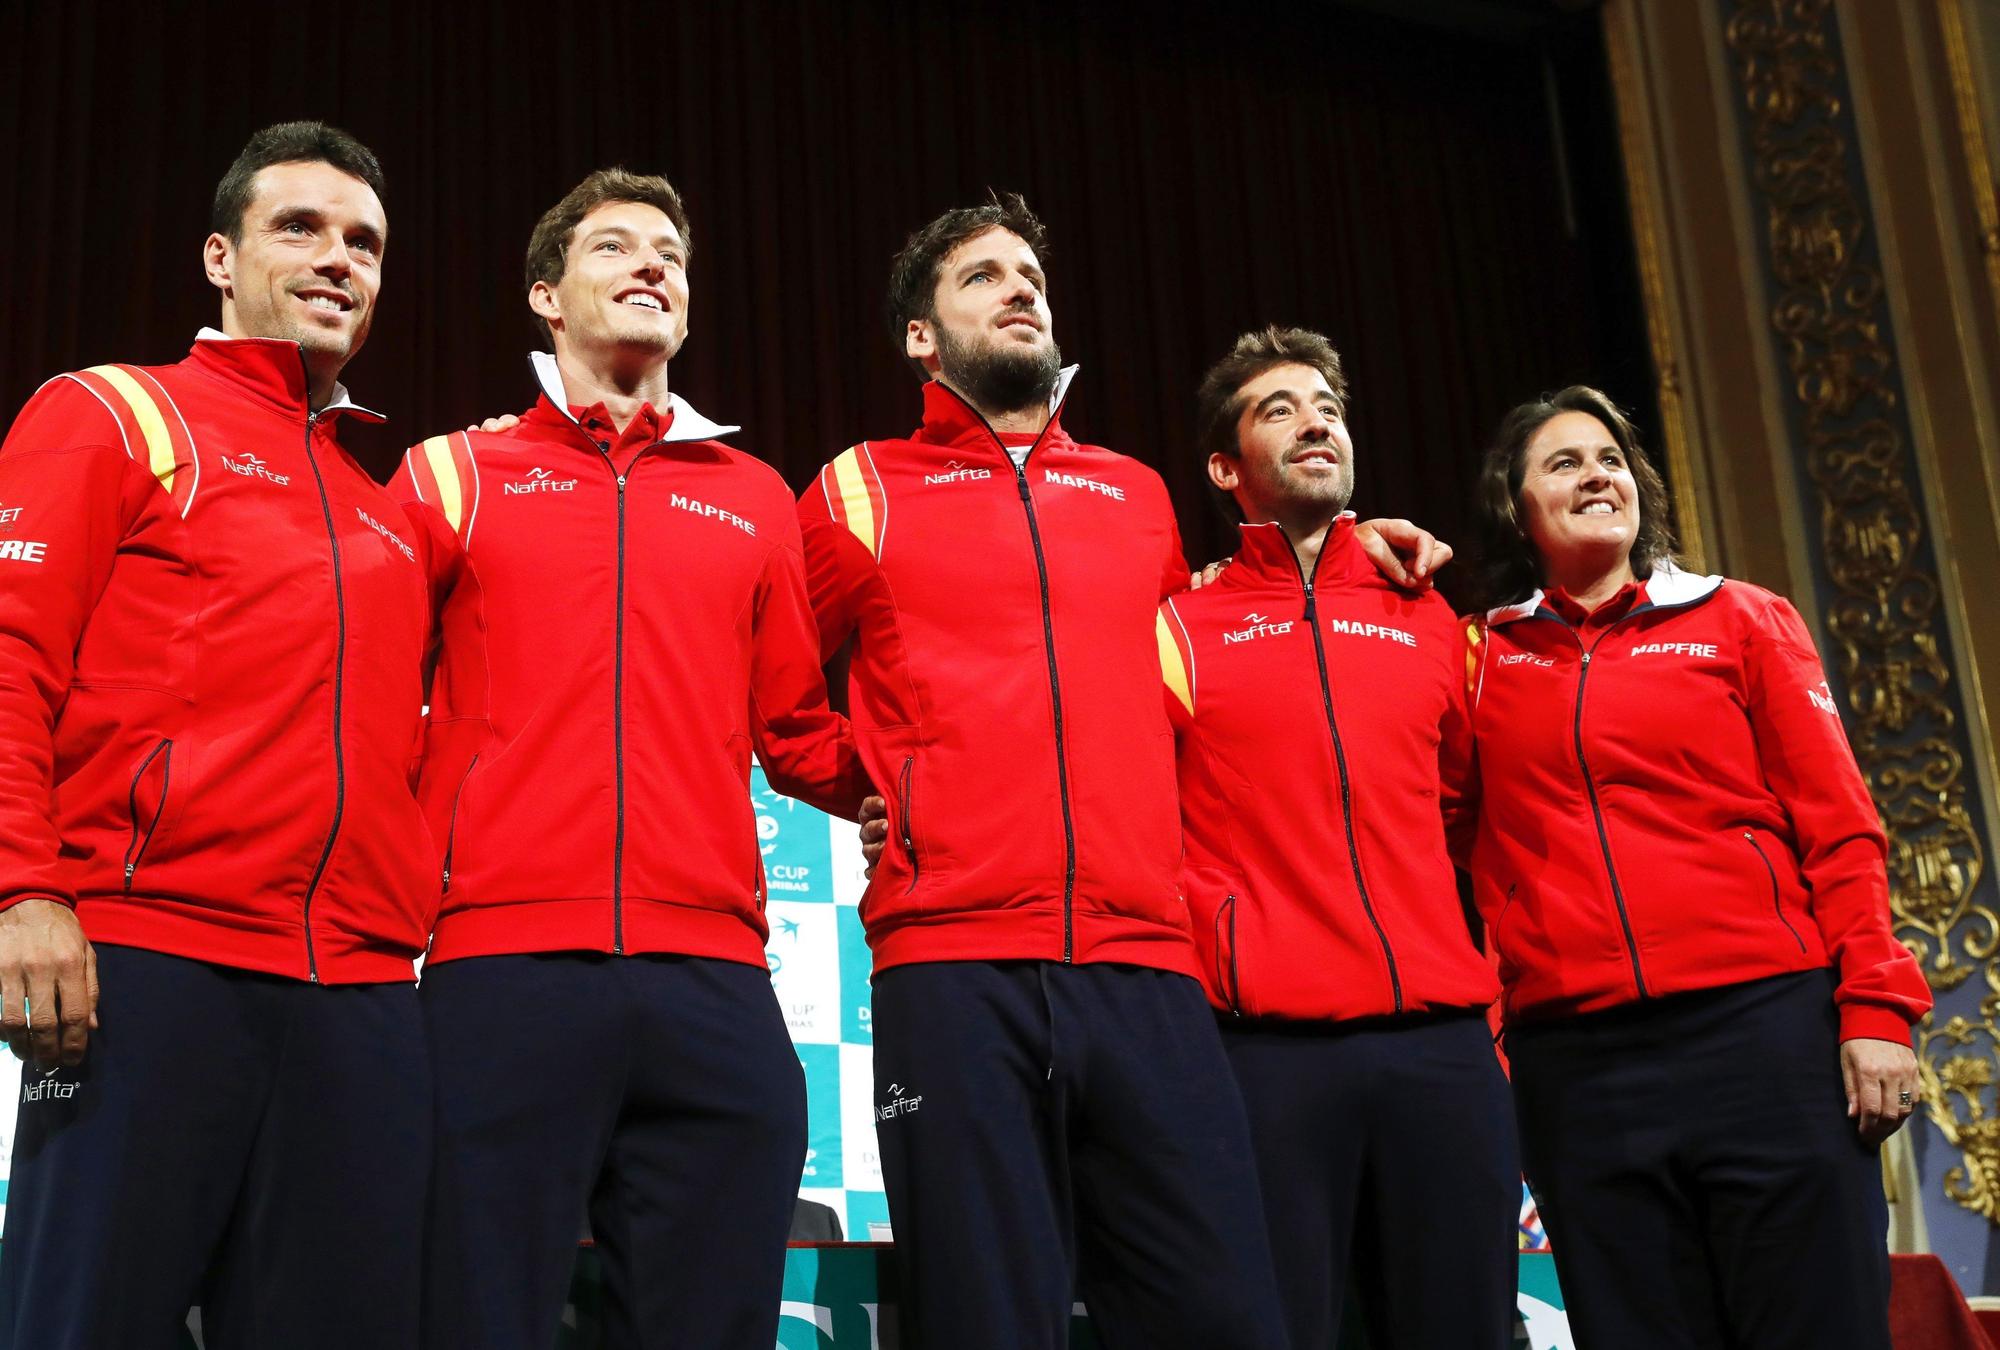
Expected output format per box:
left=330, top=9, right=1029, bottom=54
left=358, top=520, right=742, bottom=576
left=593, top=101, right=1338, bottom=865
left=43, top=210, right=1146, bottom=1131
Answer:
left=1354, top=518, right=1452, bottom=590
left=469, top=414, right=522, bottom=434
left=0, top=899, right=97, bottom=1070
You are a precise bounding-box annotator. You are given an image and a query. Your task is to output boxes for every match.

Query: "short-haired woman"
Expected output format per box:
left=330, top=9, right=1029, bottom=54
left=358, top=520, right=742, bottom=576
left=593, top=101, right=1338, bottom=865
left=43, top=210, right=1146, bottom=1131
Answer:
left=1463, top=386, right=1930, bottom=1349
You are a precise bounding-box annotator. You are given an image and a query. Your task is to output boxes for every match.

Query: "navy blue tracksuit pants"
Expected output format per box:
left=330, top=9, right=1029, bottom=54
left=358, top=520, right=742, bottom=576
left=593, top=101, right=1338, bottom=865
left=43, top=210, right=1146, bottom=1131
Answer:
left=420, top=953, right=805, bottom=1350
left=871, top=960, right=1288, bottom=1350
left=1507, top=969, right=1892, bottom=1350
left=0, top=943, right=430, bottom=1350
left=1221, top=1012, right=1520, bottom=1350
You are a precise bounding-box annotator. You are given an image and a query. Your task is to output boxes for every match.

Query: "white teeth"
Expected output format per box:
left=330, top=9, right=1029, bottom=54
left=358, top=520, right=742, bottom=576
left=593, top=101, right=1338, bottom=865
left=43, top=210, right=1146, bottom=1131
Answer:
left=621, top=295, right=663, bottom=310
left=1579, top=502, right=1614, bottom=515
left=306, top=295, right=344, bottom=311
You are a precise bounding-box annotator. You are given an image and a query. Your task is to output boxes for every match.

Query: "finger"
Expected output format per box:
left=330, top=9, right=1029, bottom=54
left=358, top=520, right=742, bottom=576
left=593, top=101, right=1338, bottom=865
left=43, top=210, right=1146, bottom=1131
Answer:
left=1407, top=531, right=1437, bottom=579
left=5, top=1032, right=26, bottom=1064
left=55, top=951, right=89, bottom=1067
left=0, top=974, right=22, bottom=1049
left=84, top=943, right=100, bottom=1031
left=26, top=969, right=61, bottom=1070
left=859, top=819, right=889, bottom=844
left=1856, top=1073, right=1886, bottom=1136
left=1840, top=1048, right=1858, bottom=1117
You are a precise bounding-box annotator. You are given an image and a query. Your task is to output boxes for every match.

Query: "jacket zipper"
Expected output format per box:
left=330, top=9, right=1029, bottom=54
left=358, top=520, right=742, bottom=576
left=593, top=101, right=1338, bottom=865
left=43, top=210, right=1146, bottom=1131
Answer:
left=1288, top=531, right=1403, bottom=1011
left=297, top=392, right=348, bottom=985
left=898, top=755, right=920, bottom=893
left=605, top=456, right=630, bottom=953
left=936, top=385, right=1078, bottom=961
left=1547, top=620, right=1649, bottom=998
left=1217, top=894, right=1243, bottom=1016
left=441, top=754, right=480, bottom=893
left=1743, top=830, right=1807, bottom=954
left=122, top=738, right=173, bottom=892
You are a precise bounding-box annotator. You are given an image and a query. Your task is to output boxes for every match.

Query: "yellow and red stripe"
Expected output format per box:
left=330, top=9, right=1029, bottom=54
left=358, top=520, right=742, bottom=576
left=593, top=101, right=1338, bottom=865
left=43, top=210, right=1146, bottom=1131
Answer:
left=1158, top=603, right=1196, bottom=717
left=408, top=432, right=480, bottom=542
left=824, top=443, right=887, bottom=558
left=65, top=365, right=199, bottom=516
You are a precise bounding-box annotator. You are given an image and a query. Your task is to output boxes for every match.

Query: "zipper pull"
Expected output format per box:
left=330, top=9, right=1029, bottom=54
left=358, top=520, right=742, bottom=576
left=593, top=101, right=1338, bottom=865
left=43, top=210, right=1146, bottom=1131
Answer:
left=616, top=475, right=627, bottom=490
left=124, top=861, right=135, bottom=886
left=1015, top=469, right=1032, bottom=501
left=1302, top=580, right=1317, bottom=623
left=1581, top=651, right=1592, bottom=666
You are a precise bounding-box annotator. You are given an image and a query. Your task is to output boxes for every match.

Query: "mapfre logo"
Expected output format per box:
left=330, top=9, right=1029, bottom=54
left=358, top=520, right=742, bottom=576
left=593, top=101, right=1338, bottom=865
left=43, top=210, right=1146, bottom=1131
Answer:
left=1042, top=469, right=1126, bottom=501
left=925, top=459, right=992, bottom=486
left=875, top=1082, right=924, bottom=1122
left=503, top=465, right=578, bottom=495
left=1630, top=641, right=1719, bottom=659
left=0, top=504, right=41, bottom=564
left=1223, top=612, right=1295, bottom=645
left=219, top=451, right=291, bottom=485
left=355, top=507, right=415, bottom=562
left=1498, top=653, right=1554, bottom=667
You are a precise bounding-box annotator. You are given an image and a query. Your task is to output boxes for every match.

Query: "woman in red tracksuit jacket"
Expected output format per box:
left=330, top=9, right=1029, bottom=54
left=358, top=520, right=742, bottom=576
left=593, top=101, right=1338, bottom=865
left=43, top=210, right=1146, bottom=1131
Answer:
left=1463, top=385, right=1930, bottom=1350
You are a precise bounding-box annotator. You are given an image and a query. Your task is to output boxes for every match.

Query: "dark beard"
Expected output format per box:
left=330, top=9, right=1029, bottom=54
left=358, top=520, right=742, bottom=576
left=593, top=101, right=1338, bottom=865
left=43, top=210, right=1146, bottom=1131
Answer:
left=935, top=321, right=1063, bottom=417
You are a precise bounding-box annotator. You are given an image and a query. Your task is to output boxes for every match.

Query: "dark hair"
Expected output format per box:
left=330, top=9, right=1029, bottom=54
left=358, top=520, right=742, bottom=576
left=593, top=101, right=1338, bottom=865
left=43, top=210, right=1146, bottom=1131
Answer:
left=1194, top=326, right=1349, bottom=524
left=1472, top=385, right=1678, bottom=608
left=211, top=122, right=386, bottom=244
left=886, top=191, right=1048, bottom=380
left=525, top=168, right=694, bottom=346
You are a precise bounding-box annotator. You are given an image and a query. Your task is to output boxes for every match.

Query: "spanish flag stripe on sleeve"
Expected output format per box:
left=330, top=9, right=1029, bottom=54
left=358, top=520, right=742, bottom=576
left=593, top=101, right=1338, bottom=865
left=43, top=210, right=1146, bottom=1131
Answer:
left=829, top=445, right=883, bottom=558
left=421, top=435, right=464, bottom=534
left=1158, top=610, right=1194, bottom=716
left=82, top=366, right=178, bottom=494
left=71, top=365, right=198, bottom=515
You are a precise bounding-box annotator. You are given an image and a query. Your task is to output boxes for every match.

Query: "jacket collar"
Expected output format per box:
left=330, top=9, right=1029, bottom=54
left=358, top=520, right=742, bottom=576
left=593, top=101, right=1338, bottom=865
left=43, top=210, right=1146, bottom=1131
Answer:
left=913, top=365, right=1079, bottom=457
left=1486, top=558, right=1724, bottom=626
left=523, top=351, right=739, bottom=444
left=1226, top=514, right=1362, bottom=589
left=192, top=328, right=384, bottom=422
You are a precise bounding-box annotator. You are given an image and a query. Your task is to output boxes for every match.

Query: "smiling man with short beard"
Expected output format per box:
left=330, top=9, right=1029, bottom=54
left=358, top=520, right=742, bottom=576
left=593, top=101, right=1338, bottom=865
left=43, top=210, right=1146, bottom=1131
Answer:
left=0, top=121, right=468, bottom=1349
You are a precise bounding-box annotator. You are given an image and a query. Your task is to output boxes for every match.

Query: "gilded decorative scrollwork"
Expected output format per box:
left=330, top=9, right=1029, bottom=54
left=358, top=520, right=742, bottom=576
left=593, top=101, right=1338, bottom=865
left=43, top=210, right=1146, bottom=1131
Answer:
left=1723, top=0, right=1997, bottom=1217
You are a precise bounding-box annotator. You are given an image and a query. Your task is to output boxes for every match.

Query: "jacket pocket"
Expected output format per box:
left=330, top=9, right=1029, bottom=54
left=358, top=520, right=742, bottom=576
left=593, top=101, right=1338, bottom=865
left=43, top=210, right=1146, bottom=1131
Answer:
left=123, top=738, right=173, bottom=893
left=1214, top=894, right=1243, bottom=1015
left=898, top=755, right=921, bottom=894
left=441, top=754, right=480, bottom=894
left=1743, top=831, right=1807, bottom=955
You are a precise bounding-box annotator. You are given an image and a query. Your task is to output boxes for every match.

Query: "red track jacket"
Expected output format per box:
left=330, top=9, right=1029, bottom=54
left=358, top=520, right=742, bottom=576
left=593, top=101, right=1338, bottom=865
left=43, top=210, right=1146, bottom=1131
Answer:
left=397, top=354, right=868, bottom=967
left=1161, top=517, right=1499, bottom=1020
left=799, top=373, right=1197, bottom=976
left=0, top=333, right=471, bottom=983
left=1465, top=564, right=1930, bottom=1041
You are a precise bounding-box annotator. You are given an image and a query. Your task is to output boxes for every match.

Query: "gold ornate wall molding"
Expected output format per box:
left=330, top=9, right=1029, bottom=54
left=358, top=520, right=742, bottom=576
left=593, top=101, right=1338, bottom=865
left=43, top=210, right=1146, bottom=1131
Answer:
left=1720, top=0, right=1999, bottom=1220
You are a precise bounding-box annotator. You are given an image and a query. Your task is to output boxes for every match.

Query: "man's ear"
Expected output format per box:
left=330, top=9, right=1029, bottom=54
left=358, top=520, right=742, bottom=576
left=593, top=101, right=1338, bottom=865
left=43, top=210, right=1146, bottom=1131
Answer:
left=906, top=317, right=938, bottom=371
left=528, top=279, right=562, bottom=331
left=203, top=233, right=234, bottom=296
left=1208, top=450, right=1242, bottom=494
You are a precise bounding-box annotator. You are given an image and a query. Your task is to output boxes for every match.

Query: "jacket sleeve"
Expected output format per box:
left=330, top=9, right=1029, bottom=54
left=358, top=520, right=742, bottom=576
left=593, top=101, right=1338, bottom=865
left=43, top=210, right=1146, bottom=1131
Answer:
left=0, top=380, right=160, bottom=911
left=1442, top=616, right=1488, bottom=870
left=1160, top=504, right=1191, bottom=602
left=751, top=515, right=871, bottom=821
left=797, top=469, right=873, bottom=663
left=1158, top=599, right=1195, bottom=734
left=1742, top=594, right=1931, bottom=1041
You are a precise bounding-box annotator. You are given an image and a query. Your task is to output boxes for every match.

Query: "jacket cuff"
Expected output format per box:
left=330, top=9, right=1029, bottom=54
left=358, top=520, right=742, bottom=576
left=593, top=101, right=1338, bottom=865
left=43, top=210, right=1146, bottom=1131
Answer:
left=1839, top=1002, right=1917, bottom=1045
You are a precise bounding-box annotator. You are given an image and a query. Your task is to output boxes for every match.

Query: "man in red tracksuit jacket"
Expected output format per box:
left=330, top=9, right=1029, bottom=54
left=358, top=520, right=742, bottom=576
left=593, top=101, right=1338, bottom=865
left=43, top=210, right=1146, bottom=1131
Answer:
left=0, top=124, right=475, bottom=1349
left=395, top=168, right=870, bottom=1350
left=804, top=198, right=1444, bottom=1350
left=1161, top=327, right=1516, bottom=1350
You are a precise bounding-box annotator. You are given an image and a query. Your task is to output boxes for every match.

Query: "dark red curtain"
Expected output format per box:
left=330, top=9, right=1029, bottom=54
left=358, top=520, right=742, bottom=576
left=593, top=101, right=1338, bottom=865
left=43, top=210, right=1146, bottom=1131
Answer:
left=0, top=0, right=1651, bottom=600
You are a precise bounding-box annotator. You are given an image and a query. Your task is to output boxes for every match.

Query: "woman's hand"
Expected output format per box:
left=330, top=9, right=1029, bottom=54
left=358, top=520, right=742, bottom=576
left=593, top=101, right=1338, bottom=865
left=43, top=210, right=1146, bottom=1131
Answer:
left=1840, top=1037, right=1921, bottom=1143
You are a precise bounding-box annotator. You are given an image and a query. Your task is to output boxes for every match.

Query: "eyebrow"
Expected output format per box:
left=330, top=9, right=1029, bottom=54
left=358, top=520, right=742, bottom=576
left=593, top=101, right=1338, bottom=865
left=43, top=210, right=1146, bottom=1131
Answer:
left=584, top=225, right=682, bottom=254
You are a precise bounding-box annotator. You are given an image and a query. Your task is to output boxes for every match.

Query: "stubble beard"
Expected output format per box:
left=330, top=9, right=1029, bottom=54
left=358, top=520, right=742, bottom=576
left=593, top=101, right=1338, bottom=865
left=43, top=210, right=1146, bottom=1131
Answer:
left=935, top=318, right=1063, bottom=418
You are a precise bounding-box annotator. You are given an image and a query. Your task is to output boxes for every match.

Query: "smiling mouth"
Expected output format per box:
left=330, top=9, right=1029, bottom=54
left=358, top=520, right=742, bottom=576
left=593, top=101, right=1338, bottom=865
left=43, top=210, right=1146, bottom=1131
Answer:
left=618, top=293, right=667, bottom=312
left=1575, top=501, right=1617, bottom=515
left=298, top=292, right=352, bottom=313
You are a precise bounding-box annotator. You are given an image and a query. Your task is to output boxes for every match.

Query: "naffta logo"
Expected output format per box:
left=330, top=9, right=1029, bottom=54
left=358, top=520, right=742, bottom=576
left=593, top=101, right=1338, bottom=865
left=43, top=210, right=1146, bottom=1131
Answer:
left=22, top=1075, right=76, bottom=1103
left=1043, top=469, right=1125, bottom=501
left=1223, top=612, right=1295, bottom=644
left=1808, top=680, right=1840, bottom=716
left=925, top=459, right=992, bottom=485
left=875, top=1082, right=924, bottom=1122
left=503, top=465, right=579, bottom=495
left=1498, top=653, right=1555, bottom=667
left=220, top=451, right=291, bottom=485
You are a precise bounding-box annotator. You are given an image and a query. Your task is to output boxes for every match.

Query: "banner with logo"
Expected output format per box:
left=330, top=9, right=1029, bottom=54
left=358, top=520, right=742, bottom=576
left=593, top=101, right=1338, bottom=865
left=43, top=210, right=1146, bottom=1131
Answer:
left=755, top=767, right=891, bottom=1241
